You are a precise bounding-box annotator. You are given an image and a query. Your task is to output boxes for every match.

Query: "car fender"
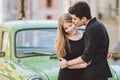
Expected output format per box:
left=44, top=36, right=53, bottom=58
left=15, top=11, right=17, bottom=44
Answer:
left=110, top=65, right=120, bottom=80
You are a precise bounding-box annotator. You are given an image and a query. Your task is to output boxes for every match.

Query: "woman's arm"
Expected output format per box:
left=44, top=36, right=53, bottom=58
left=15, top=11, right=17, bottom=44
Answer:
left=68, top=62, right=90, bottom=69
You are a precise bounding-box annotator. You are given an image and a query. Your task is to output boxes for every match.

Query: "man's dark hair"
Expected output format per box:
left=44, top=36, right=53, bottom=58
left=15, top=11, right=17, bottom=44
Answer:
left=69, top=1, right=92, bottom=19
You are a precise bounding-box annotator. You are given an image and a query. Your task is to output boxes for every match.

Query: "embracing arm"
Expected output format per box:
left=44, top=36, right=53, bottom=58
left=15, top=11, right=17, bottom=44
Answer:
left=68, top=62, right=90, bottom=69
left=67, top=56, right=84, bottom=66
left=59, top=57, right=87, bottom=69
left=59, top=58, right=90, bottom=69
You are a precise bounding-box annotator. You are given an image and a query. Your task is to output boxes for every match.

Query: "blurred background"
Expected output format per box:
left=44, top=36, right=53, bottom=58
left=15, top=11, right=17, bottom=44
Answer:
left=0, top=0, right=120, bottom=61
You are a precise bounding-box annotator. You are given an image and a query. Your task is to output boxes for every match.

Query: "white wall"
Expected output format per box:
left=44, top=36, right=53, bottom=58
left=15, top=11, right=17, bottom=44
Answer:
left=0, top=0, right=3, bottom=23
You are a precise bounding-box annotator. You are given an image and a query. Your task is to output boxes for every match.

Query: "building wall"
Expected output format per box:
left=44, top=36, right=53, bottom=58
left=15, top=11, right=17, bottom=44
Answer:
left=1, top=0, right=120, bottom=20
left=0, top=0, right=120, bottom=49
left=0, top=0, right=4, bottom=23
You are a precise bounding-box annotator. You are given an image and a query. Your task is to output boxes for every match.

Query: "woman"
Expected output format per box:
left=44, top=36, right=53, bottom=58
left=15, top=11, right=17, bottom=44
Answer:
left=56, top=13, right=88, bottom=80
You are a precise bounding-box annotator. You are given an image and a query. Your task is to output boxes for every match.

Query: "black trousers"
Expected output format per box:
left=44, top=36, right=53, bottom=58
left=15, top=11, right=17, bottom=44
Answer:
left=84, top=75, right=108, bottom=80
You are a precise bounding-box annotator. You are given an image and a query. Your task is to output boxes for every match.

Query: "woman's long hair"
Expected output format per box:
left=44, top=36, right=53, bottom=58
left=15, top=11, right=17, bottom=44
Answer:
left=56, top=13, right=72, bottom=58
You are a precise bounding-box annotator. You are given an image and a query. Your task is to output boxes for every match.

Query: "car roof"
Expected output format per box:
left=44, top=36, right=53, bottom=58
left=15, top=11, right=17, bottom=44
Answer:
left=2, top=20, right=58, bottom=30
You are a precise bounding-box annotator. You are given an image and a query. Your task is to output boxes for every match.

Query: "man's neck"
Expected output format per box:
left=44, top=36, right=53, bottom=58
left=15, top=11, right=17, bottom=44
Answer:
left=84, top=19, right=91, bottom=26
left=85, top=19, right=91, bottom=26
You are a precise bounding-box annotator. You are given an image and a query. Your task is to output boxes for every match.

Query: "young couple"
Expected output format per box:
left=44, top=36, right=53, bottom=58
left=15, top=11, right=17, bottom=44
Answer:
left=56, top=1, right=112, bottom=80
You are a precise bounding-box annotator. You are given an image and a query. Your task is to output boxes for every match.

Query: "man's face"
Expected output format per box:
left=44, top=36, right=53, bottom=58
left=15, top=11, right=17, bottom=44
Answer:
left=71, top=14, right=85, bottom=27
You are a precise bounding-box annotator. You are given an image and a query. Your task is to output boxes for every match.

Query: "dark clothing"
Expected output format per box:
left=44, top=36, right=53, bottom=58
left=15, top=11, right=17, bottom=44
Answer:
left=84, top=75, right=108, bottom=80
left=58, top=37, right=85, bottom=80
left=81, top=17, right=112, bottom=79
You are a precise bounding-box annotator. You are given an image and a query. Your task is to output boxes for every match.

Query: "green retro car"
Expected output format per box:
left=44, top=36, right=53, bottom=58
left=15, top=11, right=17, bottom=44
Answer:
left=0, top=20, right=120, bottom=80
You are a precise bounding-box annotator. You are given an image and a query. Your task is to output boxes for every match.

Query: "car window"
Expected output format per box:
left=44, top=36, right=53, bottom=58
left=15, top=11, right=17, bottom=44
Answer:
left=15, top=29, right=57, bottom=58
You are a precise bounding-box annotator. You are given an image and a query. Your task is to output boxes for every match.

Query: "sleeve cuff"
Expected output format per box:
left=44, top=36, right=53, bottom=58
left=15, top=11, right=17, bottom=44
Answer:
left=81, top=55, right=89, bottom=63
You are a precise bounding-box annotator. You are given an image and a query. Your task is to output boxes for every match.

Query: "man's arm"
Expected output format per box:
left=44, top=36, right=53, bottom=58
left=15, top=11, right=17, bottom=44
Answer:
left=67, top=56, right=84, bottom=66
left=59, top=57, right=84, bottom=69
left=68, top=62, right=90, bottom=69
left=59, top=57, right=90, bottom=69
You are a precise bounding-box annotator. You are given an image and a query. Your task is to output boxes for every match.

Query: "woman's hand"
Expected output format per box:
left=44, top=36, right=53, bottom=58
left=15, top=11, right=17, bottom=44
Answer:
left=59, top=58, right=67, bottom=69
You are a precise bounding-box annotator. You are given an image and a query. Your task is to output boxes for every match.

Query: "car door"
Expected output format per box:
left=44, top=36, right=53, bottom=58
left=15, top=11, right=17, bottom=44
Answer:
left=0, top=27, right=10, bottom=80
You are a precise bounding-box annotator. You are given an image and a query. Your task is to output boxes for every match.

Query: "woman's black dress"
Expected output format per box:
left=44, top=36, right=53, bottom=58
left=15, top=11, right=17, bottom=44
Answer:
left=58, top=37, right=85, bottom=80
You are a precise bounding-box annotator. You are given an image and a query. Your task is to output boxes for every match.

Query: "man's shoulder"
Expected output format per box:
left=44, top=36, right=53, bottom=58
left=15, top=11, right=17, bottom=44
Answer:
left=89, top=20, right=105, bottom=29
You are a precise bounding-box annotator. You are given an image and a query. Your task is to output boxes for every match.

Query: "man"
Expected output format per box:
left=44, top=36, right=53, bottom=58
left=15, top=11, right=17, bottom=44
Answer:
left=60, top=1, right=112, bottom=80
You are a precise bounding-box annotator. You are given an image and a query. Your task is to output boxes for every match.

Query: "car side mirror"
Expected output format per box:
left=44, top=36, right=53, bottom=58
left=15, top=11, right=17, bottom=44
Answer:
left=0, top=50, right=5, bottom=58
left=50, top=54, right=58, bottom=59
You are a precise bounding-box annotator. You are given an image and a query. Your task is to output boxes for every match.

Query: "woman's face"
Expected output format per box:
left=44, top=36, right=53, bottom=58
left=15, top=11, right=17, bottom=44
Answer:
left=63, top=22, right=77, bottom=35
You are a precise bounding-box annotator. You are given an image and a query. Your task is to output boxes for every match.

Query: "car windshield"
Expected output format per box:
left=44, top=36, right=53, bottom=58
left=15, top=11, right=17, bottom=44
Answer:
left=15, top=29, right=57, bottom=58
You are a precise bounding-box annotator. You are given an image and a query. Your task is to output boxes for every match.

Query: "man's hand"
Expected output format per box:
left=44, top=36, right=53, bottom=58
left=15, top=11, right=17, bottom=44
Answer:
left=59, top=58, right=67, bottom=69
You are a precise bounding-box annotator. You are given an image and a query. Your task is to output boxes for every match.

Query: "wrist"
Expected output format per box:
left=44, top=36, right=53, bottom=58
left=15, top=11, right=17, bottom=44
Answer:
left=66, top=61, right=70, bottom=67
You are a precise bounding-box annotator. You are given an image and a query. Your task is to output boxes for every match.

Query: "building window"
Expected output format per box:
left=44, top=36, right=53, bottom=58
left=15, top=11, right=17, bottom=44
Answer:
left=47, top=15, right=52, bottom=19
left=47, top=0, right=52, bottom=7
